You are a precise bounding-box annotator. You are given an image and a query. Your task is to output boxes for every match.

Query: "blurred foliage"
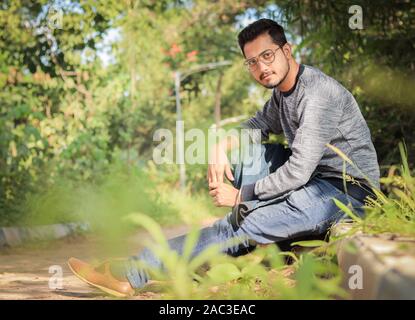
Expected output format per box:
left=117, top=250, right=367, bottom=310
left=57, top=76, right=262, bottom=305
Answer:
left=124, top=212, right=347, bottom=299
left=275, top=0, right=415, bottom=168
left=337, top=142, right=415, bottom=237
left=0, top=0, right=414, bottom=225
left=0, top=0, right=414, bottom=301
left=122, top=142, right=415, bottom=300
left=0, top=0, right=269, bottom=224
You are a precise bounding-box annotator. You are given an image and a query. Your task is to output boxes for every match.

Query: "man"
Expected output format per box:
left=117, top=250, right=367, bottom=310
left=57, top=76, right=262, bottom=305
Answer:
left=68, top=19, right=380, bottom=297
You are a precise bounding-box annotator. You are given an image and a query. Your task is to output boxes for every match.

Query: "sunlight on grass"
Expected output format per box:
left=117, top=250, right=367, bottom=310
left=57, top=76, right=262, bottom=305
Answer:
left=329, top=141, right=415, bottom=238
left=123, top=212, right=347, bottom=300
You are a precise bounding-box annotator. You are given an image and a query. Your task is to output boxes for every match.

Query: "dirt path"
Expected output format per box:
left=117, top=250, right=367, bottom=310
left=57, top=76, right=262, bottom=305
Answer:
left=0, top=218, right=219, bottom=300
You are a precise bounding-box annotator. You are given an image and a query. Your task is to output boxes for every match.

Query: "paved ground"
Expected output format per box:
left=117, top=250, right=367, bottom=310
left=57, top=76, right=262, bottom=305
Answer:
left=0, top=218, right=219, bottom=300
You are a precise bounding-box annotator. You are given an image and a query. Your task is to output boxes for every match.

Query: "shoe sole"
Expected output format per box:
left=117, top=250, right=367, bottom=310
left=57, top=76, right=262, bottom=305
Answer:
left=67, top=261, right=134, bottom=298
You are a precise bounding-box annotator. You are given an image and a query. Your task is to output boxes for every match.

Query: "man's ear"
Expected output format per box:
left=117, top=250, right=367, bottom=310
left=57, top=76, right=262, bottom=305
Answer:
left=282, top=43, right=292, bottom=59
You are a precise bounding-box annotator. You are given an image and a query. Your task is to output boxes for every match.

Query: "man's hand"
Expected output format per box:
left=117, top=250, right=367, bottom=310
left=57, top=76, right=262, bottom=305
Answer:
left=209, top=182, right=241, bottom=207
left=207, top=143, right=235, bottom=184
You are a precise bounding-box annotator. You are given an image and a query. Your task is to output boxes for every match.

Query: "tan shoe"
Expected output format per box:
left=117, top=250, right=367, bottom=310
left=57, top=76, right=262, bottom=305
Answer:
left=67, top=257, right=135, bottom=298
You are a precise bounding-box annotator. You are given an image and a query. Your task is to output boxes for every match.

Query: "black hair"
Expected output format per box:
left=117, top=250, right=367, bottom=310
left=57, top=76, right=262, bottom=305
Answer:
left=237, top=18, right=287, bottom=56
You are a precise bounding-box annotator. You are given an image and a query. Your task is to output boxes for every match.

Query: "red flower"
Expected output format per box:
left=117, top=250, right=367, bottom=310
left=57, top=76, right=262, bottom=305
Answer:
left=186, top=50, right=198, bottom=62
left=169, top=43, right=182, bottom=57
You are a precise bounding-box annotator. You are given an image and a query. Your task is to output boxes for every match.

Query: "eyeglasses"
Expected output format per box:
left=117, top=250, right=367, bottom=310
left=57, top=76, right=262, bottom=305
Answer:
left=244, top=47, right=282, bottom=71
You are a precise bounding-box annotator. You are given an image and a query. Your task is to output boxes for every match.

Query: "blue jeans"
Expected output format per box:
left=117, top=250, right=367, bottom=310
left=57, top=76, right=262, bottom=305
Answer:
left=124, top=143, right=364, bottom=289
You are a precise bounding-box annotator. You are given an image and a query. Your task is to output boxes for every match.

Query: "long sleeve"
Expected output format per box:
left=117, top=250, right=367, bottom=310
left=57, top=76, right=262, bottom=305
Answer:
left=239, top=90, right=282, bottom=143
left=244, top=85, right=344, bottom=201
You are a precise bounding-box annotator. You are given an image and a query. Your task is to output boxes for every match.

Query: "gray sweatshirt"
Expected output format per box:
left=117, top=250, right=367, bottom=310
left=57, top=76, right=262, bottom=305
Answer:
left=240, top=64, right=380, bottom=201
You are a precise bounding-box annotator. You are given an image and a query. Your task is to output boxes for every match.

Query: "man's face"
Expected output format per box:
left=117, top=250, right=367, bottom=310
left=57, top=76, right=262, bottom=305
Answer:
left=243, top=33, right=290, bottom=89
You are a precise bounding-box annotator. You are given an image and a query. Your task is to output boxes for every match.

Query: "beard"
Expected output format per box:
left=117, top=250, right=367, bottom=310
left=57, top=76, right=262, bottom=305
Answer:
left=260, top=59, right=290, bottom=89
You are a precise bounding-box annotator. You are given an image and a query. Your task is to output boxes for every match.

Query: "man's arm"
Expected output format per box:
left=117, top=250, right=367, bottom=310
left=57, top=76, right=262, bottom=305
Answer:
left=240, top=91, right=282, bottom=143
left=240, top=88, right=344, bottom=201
left=207, top=92, right=281, bottom=184
left=207, top=91, right=283, bottom=207
left=207, top=135, right=239, bottom=184
left=206, top=135, right=241, bottom=207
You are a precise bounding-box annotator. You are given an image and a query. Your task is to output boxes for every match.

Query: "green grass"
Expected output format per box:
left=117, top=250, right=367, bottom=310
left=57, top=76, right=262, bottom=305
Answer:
left=120, top=142, right=415, bottom=300
left=14, top=159, right=228, bottom=242
left=7, top=142, right=415, bottom=299
left=124, top=212, right=347, bottom=300
left=330, top=142, right=415, bottom=238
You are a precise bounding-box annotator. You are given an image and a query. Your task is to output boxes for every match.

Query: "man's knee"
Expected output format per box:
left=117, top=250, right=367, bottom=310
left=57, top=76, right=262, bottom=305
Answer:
left=237, top=200, right=312, bottom=244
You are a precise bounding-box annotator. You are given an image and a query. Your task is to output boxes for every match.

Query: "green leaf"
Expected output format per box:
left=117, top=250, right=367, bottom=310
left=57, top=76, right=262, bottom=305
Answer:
left=278, top=251, right=299, bottom=263
left=122, top=212, right=169, bottom=248
left=182, top=227, right=200, bottom=262
left=333, top=198, right=362, bottom=223
left=206, top=263, right=241, bottom=283
left=188, top=244, right=222, bottom=271
left=291, top=240, right=327, bottom=247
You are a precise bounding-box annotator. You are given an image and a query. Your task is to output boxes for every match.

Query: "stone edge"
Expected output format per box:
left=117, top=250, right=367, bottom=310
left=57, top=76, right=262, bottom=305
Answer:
left=0, top=222, right=90, bottom=248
